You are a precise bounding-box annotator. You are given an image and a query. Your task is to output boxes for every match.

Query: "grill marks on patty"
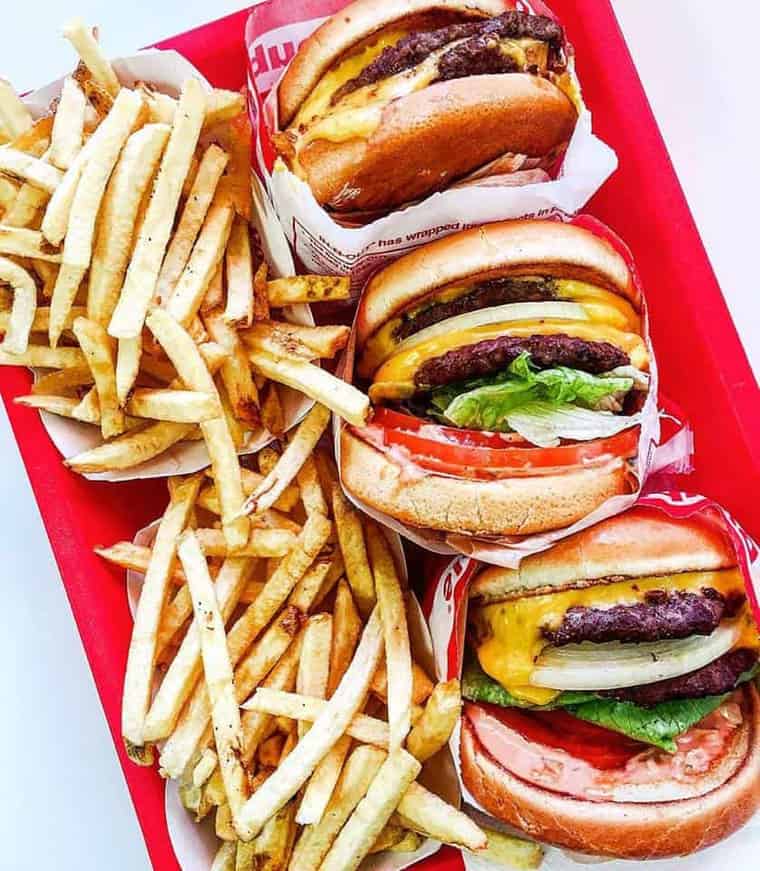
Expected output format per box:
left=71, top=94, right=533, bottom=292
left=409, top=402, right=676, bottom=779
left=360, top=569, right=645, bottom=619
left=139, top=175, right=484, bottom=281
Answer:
left=414, top=334, right=630, bottom=389
left=542, top=588, right=746, bottom=647
left=603, top=648, right=758, bottom=707
left=331, top=11, right=564, bottom=105
left=394, top=277, right=558, bottom=342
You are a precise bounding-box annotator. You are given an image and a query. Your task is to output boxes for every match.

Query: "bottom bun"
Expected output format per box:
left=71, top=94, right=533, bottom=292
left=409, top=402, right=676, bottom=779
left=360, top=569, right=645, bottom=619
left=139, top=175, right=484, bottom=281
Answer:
left=460, top=684, right=760, bottom=859
left=340, top=428, right=632, bottom=536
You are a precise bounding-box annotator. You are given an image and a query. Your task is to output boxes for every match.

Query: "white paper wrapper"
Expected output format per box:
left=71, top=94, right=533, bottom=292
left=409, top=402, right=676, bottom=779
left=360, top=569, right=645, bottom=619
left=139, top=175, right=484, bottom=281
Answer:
left=245, top=1, right=618, bottom=292
left=20, top=51, right=315, bottom=481
left=126, top=519, right=457, bottom=870
left=423, top=492, right=760, bottom=870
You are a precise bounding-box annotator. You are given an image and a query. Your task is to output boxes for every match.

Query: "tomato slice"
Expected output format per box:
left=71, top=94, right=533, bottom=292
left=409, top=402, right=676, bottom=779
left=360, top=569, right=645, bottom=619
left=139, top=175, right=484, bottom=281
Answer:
left=372, top=408, right=524, bottom=449
left=474, top=702, right=646, bottom=770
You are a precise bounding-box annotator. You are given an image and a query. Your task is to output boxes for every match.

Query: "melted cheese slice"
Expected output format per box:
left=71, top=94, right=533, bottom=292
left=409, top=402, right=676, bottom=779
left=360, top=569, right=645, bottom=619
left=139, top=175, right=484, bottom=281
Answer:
left=472, top=569, right=757, bottom=705
left=370, top=319, right=649, bottom=401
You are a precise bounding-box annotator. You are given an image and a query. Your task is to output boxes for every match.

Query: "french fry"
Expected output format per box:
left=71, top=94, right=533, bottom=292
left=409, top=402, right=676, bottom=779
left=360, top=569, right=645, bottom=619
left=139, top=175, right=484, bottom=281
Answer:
left=0, top=257, right=36, bottom=353
left=71, top=386, right=102, bottom=424
left=327, top=579, right=362, bottom=698
left=49, top=87, right=144, bottom=346
left=62, top=19, right=121, bottom=97
left=289, top=745, right=386, bottom=871
left=142, top=556, right=253, bottom=741
left=260, top=382, right=284, bottom=436
left=0, top=77, right=33, bottom=138
left=108, top=78, right=205, bottom=339
left=266, top=275, right=350, bottom=307
left=178, top=531, right=250, bottom=838
left=193, top=747, right=219, bottom=788
left=199, top=340, right=230, bottom=375
left=204, top=308, right=260, bottom=426
left=49, top=77, right=86, bottom=170
left=71, top=317, right=124, bottom=438
left=387, top=830, right=425, bottom=853
left=156, top=143, right=229, bottom=303
left=369, top=823, right=407, bottom=853
left=236, top=607, right=384, bottom=837
left=235, top=839, right=255, bottom=871
left=468, top=827, right=545, bottom=869
left=72, top=60, right=113, bottom=120
left=0, top=304, right=86, bottom=337
left=0, top=345, right=85, bottom=368
left=0, top=148, right=62, bottom=193
left=320, top=748, right=421, bottom=871
left=211, top=840, right=236, bottom=871
left=223, top=215, right=253, bottom=326
left=366, top=524, right=413, bottom=749
left=3, top=172, right=50, bottom=229
left=121, top=473, right=201, bottom=761
left=296, top=455, right=328, bottom=517
left=249, top=349, right=369, bottom=427
left=0, top=178, right=19, bottom=212
left=88, top=123, right=170, bottom=326
left=32, top=365, right=92, bottom=395
left=296, top=614, right=332, bottom=738
left=201, top=263, right=224, bottom=313
left=243, top=403, right=331, bottom=516
left=146, top=307, right=249, bottom=549
left=204, top=89, right=246, bottom=128
left=252, top=801, right=297, bottom=870
left=65, top=420, right=196, bottom=473
left=332, top=486, right=375, bottom=617
left=370, top=659, right=434, bottom=707
left=194, top=527, right=297, bottom=559
left=297, top=733, right=351, bottom=827
left=242, top=322, right=350, bottom=362
left=253, top=260, right=269, bottom=322
left=0, top=226, right=61, bottom=261
left=258, top=734, right=285, bottom=769
left=115, top=336, right=142, bottom=406
left=396, top=781, right=487, bottom=851
left=198, top=469, right=299, bottom=516
left=406, top=679, right=461, bottom=763
left=165, top=199, right=234, bottom=327
left=15, top=393, right=96, bottom=422
left=126, top=388, right=220, bottom=423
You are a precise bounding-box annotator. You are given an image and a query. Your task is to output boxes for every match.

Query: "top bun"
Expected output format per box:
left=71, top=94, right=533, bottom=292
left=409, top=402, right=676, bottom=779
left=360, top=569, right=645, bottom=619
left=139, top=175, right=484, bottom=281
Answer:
left=470, top=506, right=737, bottom=602
left=356, top=220, right=637, bottom=347
left=278, top=0, right=510, bottom=126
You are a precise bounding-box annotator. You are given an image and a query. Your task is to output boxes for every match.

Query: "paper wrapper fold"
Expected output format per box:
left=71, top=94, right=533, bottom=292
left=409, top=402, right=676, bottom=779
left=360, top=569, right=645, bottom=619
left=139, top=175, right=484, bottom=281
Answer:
left=21, top=51, right=314, bottom=482
left=422, top=491, right=760, bottom=869
left=126, top=520, right=458, bottom=870
left=244, top=0, right=618, bottom=293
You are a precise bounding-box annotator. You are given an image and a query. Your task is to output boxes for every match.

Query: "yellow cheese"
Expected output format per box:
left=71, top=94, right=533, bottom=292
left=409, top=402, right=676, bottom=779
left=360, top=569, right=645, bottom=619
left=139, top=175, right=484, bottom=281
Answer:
left=370, top=319, right=649, bottom=401
left=472, top=569, right=756, bottom=705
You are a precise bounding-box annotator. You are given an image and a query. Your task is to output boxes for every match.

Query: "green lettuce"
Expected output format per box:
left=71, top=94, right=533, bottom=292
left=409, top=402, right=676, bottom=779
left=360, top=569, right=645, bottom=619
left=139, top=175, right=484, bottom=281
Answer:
left=429, top=353, right=633, bottom=445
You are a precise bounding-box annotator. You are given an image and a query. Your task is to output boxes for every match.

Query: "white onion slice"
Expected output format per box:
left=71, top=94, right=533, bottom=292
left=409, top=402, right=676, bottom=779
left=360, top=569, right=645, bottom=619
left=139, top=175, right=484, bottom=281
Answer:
left=394, top=301, right=589, bottom=356
left=531, top=623, right=742, bottom=691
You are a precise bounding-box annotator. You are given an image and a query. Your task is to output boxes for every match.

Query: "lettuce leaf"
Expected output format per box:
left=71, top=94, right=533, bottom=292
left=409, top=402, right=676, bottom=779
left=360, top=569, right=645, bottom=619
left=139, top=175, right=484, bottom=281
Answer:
left=505, top=403, right=640, bottom=448
left=430, top=353, right=634, bottom=444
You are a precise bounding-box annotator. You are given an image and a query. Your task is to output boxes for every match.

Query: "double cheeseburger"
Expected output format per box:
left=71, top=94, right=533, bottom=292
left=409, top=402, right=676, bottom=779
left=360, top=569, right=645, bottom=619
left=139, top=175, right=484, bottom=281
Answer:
left=341, top=219, right=650, bottom=538
left=274, top=0, right=579, bottom=214
left=461, top=507, right=760, bottom=858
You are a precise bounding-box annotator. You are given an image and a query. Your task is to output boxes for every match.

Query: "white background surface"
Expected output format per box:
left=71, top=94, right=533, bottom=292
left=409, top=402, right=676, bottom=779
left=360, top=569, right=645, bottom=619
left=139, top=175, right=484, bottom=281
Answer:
left=1, top=2, right=759, bottom=869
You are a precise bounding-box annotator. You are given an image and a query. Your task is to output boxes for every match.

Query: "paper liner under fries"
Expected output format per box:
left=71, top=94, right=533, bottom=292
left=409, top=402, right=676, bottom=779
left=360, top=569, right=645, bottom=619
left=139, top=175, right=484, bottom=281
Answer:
left=244, top=0, right=618, bottom=294
left=127, top=519, right=457, bottom=871
left=334, top=213, right=694, bottom=567
left=20, top=51, right=315, bottom=482
left=422, top=492, right=760, bottom=870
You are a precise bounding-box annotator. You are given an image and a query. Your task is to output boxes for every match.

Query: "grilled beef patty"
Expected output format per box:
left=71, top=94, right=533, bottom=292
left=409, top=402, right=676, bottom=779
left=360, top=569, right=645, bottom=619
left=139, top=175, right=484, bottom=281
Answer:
left=603, top=648, right=758, bottom=707
left=394, top=277, right=557, bottom=341
left=542, top=588, right=745, bottom=647
left=332, top=11, right=564, bottom=104
left=414, top=334, right=629, bottom=389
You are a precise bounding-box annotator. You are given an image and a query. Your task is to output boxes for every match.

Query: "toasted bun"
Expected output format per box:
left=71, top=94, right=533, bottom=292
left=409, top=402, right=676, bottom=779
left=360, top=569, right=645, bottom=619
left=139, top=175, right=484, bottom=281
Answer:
left=296, top=74, right=576, bottom=213
left=278, top=0, right=509, bottom=125
left=460, top=684, right=760, bottom=859
left=470, top=506, right=738, bottom=602
left=356, top=220, right=637, bottom=348
left=340, top=428, right=633, bottom=536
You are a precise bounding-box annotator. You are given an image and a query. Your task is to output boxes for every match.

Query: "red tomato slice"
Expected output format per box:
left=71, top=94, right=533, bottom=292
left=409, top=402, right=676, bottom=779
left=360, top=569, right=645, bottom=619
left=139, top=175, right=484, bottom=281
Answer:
left=476, top=702, right=646, bottom=770
left=372, top=408, right=524, bottom=449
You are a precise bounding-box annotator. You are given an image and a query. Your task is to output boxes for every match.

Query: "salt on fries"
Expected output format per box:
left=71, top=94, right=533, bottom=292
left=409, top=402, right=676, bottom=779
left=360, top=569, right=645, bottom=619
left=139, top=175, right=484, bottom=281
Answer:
left=0, top=19, right=362, bottom=481
left=97, top=435, right=538, bottom=868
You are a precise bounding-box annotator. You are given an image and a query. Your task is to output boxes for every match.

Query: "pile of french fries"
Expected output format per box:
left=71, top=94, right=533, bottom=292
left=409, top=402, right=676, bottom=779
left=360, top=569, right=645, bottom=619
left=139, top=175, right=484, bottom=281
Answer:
left=98, top=435, right=544, bottom=870
left=0, top=19, right=368, bottom=480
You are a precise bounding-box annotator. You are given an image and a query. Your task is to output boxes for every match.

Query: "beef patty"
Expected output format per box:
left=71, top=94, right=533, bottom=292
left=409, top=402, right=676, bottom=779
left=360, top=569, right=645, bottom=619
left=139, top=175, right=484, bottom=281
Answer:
left=603, top=648, right=758, bottom=707
left=332, top=11, right=563, bottom=104
left=414, top=334, right=629, bottom=389
left=542, top=588, right=746, bottom=647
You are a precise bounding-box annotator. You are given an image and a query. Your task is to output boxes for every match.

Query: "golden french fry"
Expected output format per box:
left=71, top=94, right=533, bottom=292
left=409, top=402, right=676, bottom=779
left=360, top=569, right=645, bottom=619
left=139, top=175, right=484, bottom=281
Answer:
left=88, top=123, right=170, bottom=326
left=260, top=382, right=284, bottom=436
left=235, top=839, right=255, bottom=871
left=0, top=178, right=19, bottom=211
left=243, top=403, right=331, bottom=516
left=297, top=733, right=351, bottom=828
left=252, top=801, right=297, bottom=870
left=126, top=388, right=220, bottom=423
left=370, top=659, right=434, bottom=708
left=397, top=782, right=487, bottom=851
left=71, top=386, right=102, bottom=424
left=122, top=473, right=201, bottom=761
left=72, top=317, right=125, bottom=438
left=327, top=579, right=362, bottom=698
left=223, top=215, right=253, bottom=326
left=258, top=734, right=285, bottom=769
left=242, top=322, right=350, bottom=362
left=49, top=77, right=86, bottom=170
left=0, top=257, right=36, bottom=353
left=0, top=77, right=33, bottom=138
left=469, top=827, right=545, bottom=869
left=108, top=78, right=206, bottom=338
left=115, top=336, right=143, bottom=407
left=266, top=275, right=349, bottom=307
left=0, top=345, right=85, bottom=368
left=15, top=393, right=97, bottom=422
left=0, top=148, right=62, bottom=193
left=369, top=823, right=407, bottom=854
left=253, top=260, right=269, bottom=322
left=296, top=613, right=332, bottom=738
left=406, top=679, right=461, bottom=763
left=296, top=455, right=328, bottom=517
left=204, top=89, right=246, bottom=128
left=198, top=468, right=299, bottom=516
left=193, top=527, right=297, bottom=559
left=65, top=420, right=196, bottom=473
left=249, top=349, right=369, bottom=427
left=32, top=365, right=92, bottom=395
left=332, top=485, right=375, bottom=617
left=62, top=19, right=121, bottom=97
left=72, top=60, right=113, bottom=121
left=0, top=226, right=61, bottom=261
left=204, top=308, right=260, bottom=427
left=211, top=840, right=236, bottom=871
left=201, top=263, right=224, bottom=313
left=199, top=339, right=230, bottom=375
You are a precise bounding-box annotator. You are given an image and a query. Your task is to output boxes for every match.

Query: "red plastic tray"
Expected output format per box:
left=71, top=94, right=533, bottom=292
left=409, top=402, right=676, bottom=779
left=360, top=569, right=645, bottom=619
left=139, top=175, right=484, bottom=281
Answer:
left=1, top=3, right=758, bottom=869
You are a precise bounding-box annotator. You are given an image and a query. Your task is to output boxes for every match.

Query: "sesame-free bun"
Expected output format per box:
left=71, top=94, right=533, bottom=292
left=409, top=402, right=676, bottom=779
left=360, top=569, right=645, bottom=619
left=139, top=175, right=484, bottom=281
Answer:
left=470, top=506, right=738, bottom=602
left=460, top=684, right=760, bottom=859
left=340, top=427, right=633, bottom=537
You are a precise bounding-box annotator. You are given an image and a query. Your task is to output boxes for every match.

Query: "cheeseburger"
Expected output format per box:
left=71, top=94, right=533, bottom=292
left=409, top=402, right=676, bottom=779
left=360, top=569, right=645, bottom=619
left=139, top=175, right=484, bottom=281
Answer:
left=274, top=0, right=579, bottom=213
left=341, top=219, right=650, bottom=537
left=461, top=507, right=760, bottom=858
